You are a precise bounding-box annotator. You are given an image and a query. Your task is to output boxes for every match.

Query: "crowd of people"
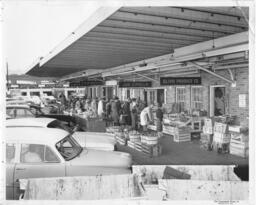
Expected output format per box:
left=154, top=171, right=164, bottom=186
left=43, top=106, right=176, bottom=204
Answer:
left=58, top=93, right=164, bottom=136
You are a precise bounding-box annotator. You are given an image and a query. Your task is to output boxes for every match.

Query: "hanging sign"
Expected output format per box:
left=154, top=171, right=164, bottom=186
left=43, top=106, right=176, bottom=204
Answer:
left=119, top=81, right=152, bottom=88
left=106, top=80, right=118, bottom=86
left=70, top=80, right=103, bottom=87
left=160, top=77, right=201, bottom=85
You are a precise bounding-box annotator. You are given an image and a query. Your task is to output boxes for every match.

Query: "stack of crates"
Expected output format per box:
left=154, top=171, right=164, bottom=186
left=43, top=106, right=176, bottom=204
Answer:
left=229, top=126, right=249, bottom=158
left=173, top=126, right=192, bottom=143
left=200, top=118, right=214, bottom=150
left=115, top=131, right=127, bottom=146
left=213, top=122, right=230, bottom=153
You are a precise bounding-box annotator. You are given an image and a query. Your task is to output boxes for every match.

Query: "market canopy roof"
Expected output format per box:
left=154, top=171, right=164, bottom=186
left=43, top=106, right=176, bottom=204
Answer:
left=26, top=6, right=249, bottom=77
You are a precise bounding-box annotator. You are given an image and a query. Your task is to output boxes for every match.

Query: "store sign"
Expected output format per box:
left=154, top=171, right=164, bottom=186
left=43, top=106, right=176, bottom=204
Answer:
left=119, top=81, right=152, bottom=88
left=106, top=80, right=117, bottom=86
left=160, top=77, right=201, bottom=85
left=70, top=80, right=103, bottom=87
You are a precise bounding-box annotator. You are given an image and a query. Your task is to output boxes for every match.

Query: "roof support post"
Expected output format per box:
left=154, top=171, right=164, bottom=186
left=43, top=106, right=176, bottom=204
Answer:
left=189, top=61, right=235, bottom=84
left=134, top=72, right=159, bottom=83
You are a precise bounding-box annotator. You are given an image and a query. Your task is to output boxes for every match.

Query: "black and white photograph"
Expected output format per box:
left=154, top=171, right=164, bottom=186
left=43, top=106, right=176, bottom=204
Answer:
left=0, top=0, right=255, bottom=203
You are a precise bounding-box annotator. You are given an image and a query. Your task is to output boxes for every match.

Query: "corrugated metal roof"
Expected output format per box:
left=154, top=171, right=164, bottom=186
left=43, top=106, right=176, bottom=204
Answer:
left=27, top=6, right=249, bottom=77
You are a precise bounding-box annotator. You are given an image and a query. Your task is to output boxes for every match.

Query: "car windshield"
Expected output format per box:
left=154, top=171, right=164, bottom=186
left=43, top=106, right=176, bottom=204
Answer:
left=47, top=120, right=73, bottom=133
left=55, top=135, right=83, bottom=161
left=30, top=106, right=44, bottom=116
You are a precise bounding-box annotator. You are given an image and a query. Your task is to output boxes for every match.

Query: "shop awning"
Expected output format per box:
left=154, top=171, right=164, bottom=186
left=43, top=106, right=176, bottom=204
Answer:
left=26, top=6, right=249, bottom=78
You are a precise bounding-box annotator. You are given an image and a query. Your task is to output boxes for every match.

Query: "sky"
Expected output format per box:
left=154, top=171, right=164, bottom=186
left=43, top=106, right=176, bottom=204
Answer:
left=2, top=0, right=100, bottom=74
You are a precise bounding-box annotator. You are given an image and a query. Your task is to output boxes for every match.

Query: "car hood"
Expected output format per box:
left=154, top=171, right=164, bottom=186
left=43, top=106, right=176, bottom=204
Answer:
left=72, top=132, right=116, bottom=151
left=69, top=148, right=132, bottom=168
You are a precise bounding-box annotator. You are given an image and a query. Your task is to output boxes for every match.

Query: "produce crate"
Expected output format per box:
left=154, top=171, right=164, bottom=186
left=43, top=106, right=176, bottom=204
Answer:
left=213, top=122, right=228, bottom=133
left=190, top=120, right=202, bottom=132
left=127, top=140, right=136, bottom=149
left=147, top=124, right=157, bottom=131
left=203, top=126, right=213, bottom=135
left=230, top=133, right=248, bottom=143
left=230, top=139, right=249, bottom=158
left=213, top=132, right=231, bottom=144
left=204, top=118, right=214, bottom=128
left=212, top=141, right=230, bottom=154
left=141, top=135, right=158, bottom=145
left=173, top=134, right=191, bottom=143
left=200, top=134, right=213, bottom=150
left=129, top=133, right=141, bottom=142
left=106, top=126, right=121, bottom=133
left=141, top=143, right=162, bottom=157
left=116, top=136, right=127, bottom=146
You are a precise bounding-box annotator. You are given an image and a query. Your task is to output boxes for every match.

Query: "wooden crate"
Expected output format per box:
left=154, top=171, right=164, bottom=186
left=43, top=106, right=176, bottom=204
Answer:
left=230, top=139, right=249, bottom=158
left=116, top=136, right=127, bottom=146
left=212, top=141, right=230, bottom=154
left=213, top=132, right=231, bottom=144
left=214, top=122, right=228, bottom=134
left=141, top=144, right=162, bottom=157
left=203, top=126, right=213, bottom=135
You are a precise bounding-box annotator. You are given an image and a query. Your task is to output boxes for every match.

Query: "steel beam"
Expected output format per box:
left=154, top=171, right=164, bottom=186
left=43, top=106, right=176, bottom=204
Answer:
left=134, top=72, right=159, bottom=83
left=189, top=61, right=234, bottom=84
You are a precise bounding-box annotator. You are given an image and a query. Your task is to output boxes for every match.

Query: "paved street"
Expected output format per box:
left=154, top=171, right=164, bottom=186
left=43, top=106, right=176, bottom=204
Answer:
left=117, top=135, right=249, bottom=165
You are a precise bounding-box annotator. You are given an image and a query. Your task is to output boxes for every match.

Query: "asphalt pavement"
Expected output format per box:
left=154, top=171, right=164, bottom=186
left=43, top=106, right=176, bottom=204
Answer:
left=117, top=134, right=249, bottom=165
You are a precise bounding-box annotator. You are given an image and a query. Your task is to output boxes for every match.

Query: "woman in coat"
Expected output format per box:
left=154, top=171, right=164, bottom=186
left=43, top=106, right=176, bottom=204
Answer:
left=130, top=98, right=138, bottom=130
left=111, top=96, right=121, bottom=126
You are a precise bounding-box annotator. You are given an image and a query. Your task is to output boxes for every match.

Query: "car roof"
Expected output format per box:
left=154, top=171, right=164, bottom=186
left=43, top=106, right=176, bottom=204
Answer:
left=6, top=127, right=69, bottom=144
left=6, top=104, right=30, bottom=109
left=6, top=117, right=56, bottom=127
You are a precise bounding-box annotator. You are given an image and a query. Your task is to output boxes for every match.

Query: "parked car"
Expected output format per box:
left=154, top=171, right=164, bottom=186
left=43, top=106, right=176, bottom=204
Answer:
left=6, top=127, right=132, bottom=200
left=6, top=118, right=117, bottom=151
left=6, top=104, right=86, bottom=131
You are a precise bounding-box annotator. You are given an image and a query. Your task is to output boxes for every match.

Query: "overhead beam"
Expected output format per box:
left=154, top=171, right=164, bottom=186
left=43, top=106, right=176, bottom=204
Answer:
left=134, top=72, right=159, bottom=83
left=39, top=6, right=121, bottom=66
left=189, top=61, right=234, bottom=84
left=118, top=9, right=246, bottom=29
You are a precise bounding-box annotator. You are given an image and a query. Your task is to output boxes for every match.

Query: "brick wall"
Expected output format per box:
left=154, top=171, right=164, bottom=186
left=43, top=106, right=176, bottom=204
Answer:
left=200, top=67, right=249, bottom=126
left=115, top=67, right=249, bottom=126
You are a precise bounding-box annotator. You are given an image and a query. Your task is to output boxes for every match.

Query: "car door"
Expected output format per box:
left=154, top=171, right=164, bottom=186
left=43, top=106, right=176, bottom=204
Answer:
left=14, top=144, right=65, bottom=199
left=6, top=143, right=17, bottom=200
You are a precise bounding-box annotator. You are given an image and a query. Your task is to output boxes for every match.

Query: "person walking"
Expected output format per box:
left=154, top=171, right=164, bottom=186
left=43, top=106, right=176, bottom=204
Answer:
left=156, top=103, right=164, bottom=138
left=121, top=100, right=131, bottom=126
left=111, top=96, right=121, bottom=126
left=140, top=103, right=154, bottom=132
left=131, top=98, right=138, bottom=130
left=97, top=98, right=104, bottom=118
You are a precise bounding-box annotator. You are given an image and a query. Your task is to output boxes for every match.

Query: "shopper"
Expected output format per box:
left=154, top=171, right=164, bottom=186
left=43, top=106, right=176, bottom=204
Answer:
left=131, top=98, right=138, bottom=130
left=111, top=96, right=121, bottom=126
left=91, top=98, right=97, bottom=116
left=121, top=100, right=131, bottom=126
left=140, top=103, right=154, bottom=132
left=97, top=98, right=104, bottom=118
left=156, top=102, right=163, bottom=138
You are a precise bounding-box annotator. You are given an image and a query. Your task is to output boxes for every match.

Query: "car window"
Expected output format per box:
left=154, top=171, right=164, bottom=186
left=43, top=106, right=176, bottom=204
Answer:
left=20, top=144, right=44, bottom=163
left=6, top=143, right=15, bottom=163
left=6, top=108, right=15, bottom=118
left=20, top=144, right=60, bottom=163
left=44, top=146, right=60, bottom=163
left=16, top=109, right=34, bottom=118
left=55, top=135, right=82, bottom=161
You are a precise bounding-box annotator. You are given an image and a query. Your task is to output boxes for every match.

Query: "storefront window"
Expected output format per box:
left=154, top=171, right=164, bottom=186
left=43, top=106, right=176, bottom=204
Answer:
left=176, top=87, right=186, bottom=110
left=191, top=86, right=203, bottom=110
